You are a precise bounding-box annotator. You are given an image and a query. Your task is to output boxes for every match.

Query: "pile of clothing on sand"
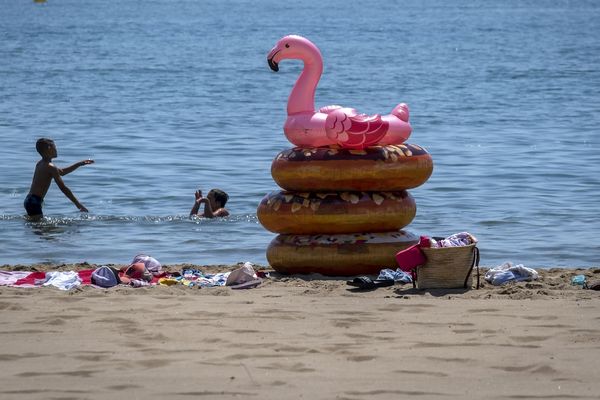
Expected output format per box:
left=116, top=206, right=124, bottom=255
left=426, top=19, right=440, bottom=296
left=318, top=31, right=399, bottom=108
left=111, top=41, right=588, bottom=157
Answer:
left=0, top=256, right=264, bottom=291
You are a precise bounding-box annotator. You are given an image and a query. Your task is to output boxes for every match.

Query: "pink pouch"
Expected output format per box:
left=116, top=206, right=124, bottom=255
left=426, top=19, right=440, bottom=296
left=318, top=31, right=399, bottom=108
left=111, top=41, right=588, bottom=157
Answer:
left=395, top=244, right=426, bottom=272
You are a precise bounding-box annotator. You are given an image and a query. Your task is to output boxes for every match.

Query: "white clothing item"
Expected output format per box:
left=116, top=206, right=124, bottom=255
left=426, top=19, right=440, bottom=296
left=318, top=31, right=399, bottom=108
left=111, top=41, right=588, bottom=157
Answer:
left=43, top=271, right=82, bottom=291
left=431, top=232, right=477, bottom=248
left=0, top=270, right=32, bottom=286
left=484, top=262, right=538, bottom=286
left=197, top=272, right=230, bottom=287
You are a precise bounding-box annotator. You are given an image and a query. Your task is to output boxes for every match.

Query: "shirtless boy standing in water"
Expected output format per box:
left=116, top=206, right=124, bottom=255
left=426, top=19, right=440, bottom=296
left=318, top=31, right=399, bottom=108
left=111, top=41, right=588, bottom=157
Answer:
left=24, top=138, right=94, bottom=219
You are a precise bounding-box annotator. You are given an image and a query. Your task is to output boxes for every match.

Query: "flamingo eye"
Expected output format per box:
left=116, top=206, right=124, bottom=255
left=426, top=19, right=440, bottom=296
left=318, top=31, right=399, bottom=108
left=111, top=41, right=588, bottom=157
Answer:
left=285, top=43, right=290, bottom=48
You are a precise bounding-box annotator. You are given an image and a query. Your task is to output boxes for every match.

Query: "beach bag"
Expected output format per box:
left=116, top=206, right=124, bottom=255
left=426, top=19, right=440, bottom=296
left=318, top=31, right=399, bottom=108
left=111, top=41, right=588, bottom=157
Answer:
left=91, top=266, right=119, bottom=288
left=415, top=238, right=480, bottom=290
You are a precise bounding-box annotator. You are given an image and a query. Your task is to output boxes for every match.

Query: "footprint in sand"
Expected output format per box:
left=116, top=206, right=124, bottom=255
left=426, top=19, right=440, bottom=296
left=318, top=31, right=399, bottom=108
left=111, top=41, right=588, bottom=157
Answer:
left=393, top=369, right=448, bottom=377
left=331, top=316, right=379, bottom=328
left=510, top=335, right=551, bottom=343
left=466, top=308, right=502, bottom=313
left=0, top=352, right=43, bottom=362
left=345, top=389, right=447, bottom=396
left=172, top=390, right=257, bottom=396
left=15, top=369, right=100, bottom=378
left=492, top=364, right=558, bottom=374
left=72, top=352, right=112, bottom=362
left=92, top=317, right=143, bottom=335
left=107, top=384, right=142, bottom=390
left=273, top=345, right=313, bottom=353
left=136, top=358, right=172, bottom=369
left=521, top=315, right=559, bottom=321
left=257, top=362, right=315, bottom=372
left=347, top=355, right=376, bottom=362
left=0, top=302, right=26, bottom=311
left=426, top=356, right=474, bottom=363
left=0, top=329, right=56, bottom=335
left=453, top=329, right=478, bottom=334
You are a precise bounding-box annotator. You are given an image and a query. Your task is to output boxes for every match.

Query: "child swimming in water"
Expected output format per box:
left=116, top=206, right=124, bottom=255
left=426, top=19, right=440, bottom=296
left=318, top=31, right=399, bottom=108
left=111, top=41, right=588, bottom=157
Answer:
left=24, top=138, right=94, bottom=219
left=189, top=188, right=229, bottom=218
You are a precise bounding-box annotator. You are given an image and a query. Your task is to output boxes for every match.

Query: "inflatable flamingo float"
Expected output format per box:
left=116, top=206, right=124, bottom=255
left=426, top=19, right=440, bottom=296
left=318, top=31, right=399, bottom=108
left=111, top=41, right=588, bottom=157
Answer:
left=268, top=35, right=412, bottom=149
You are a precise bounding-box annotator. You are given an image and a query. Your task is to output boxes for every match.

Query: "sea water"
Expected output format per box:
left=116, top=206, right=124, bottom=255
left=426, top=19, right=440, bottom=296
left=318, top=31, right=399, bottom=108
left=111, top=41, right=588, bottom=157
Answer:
left=1, top=0, right=599, bottom=267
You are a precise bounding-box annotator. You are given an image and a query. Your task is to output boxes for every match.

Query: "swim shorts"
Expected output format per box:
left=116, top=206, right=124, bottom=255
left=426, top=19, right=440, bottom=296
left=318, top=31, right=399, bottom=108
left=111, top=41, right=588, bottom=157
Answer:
left=24, top=194, right=43, bottom=216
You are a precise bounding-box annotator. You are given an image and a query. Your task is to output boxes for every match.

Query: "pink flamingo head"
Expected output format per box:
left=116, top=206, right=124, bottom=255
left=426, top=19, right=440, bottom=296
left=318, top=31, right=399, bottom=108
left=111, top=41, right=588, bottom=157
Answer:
left=267, top=35, right=323, bottom=72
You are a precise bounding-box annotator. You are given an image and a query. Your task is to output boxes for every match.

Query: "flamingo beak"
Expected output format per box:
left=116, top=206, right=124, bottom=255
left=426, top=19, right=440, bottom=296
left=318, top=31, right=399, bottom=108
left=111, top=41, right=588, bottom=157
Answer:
left=267, top=48, right=280, bottom=72
left=268, top=57, right=279, bottom=72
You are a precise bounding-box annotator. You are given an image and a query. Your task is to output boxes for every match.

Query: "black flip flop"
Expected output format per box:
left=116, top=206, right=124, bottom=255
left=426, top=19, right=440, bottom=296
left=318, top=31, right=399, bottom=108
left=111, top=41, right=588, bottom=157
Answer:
left=587, top=280, right=600, bottom=291
left=347, top=276, right=394, bottom=290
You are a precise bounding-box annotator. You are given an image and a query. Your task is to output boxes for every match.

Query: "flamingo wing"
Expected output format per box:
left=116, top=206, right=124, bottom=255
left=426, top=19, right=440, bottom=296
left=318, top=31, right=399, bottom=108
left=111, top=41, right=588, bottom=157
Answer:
left=326, top=110, right=389, bottom=149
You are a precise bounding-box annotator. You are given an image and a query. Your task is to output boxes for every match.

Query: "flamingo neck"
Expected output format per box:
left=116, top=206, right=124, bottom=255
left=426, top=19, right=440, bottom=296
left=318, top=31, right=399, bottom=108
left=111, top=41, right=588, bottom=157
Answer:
left=288, top=57, right=322, bottom=115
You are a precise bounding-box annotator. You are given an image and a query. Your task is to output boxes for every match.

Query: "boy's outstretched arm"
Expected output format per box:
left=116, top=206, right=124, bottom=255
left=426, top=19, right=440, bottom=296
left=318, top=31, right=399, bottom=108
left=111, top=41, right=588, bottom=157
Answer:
left=60, top=159, right=94, bottom=176
left=51, top=166, right=88, bottom=212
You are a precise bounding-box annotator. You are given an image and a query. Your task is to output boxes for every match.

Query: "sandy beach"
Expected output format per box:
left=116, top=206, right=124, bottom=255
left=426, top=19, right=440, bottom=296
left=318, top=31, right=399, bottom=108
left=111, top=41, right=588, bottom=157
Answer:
left=0, top=263, right=599, bottom=400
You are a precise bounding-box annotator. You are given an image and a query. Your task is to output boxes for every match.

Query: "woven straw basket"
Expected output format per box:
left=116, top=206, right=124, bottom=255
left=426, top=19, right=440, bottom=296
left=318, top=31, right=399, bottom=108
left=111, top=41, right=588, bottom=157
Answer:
left=416, top=242, right=480, bottom=289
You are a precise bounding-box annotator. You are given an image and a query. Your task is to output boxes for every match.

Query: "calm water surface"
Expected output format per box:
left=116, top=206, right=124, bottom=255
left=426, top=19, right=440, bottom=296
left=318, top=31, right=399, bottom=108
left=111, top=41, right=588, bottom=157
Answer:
left=1, top=0, right=599, bottom=267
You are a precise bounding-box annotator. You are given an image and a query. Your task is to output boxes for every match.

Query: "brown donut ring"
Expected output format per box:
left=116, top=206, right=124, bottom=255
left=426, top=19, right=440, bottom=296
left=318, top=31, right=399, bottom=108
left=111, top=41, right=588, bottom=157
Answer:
left=272, top=144, right=433, bottom=192
left=267, top=231, right=419, bottom=276
left=257, top=190, right=416, bottom=235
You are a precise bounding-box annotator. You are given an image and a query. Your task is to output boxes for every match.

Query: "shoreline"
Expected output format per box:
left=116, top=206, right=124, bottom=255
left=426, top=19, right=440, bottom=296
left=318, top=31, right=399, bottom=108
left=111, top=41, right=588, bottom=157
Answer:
left=1, top=263, right=598, bottom=300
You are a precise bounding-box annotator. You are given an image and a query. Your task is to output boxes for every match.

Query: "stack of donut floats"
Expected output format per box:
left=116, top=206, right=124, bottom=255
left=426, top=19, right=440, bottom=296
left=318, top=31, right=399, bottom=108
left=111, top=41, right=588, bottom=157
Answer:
left=257, top=144, right=433, bottom=276
left=258, top=35, right=433, bottom=275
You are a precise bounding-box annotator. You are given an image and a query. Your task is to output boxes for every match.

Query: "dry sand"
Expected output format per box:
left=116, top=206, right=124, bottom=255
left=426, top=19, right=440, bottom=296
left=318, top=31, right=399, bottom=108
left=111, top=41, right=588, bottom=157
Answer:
left=0, top=263, right=599, bottom=400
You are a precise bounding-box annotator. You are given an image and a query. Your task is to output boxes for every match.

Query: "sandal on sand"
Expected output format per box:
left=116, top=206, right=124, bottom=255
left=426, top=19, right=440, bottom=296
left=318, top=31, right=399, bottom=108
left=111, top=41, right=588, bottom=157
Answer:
left=347, top=276, right=394, bottom=290
left=587, top=280, right=600, bottom=291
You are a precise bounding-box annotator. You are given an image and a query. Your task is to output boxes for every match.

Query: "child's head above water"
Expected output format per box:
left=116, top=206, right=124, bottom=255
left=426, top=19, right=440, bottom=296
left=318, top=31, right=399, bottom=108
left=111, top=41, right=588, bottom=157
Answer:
left=208, top=189, right=229, bottom=208
left=36, top=138, right=56, bottom=158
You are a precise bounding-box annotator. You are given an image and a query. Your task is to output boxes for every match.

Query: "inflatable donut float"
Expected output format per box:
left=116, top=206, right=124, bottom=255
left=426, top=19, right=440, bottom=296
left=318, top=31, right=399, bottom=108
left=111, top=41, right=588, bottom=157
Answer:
left=271, top=144, right=433, bottom=192
left=267, top=230, right=419, bottom=276
left=257, top=190, right=416, bottom=235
